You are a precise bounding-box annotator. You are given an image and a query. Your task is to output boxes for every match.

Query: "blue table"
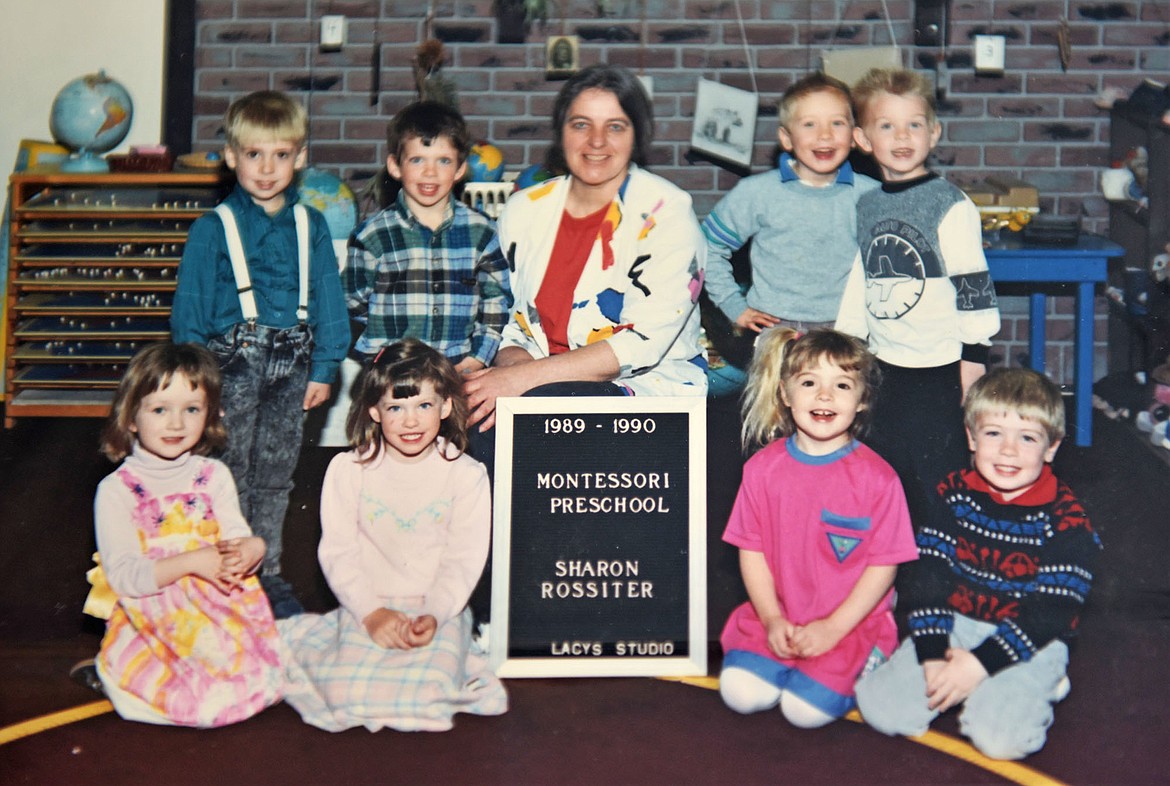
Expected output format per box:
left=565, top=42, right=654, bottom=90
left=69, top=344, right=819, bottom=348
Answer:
left=985, top=234, right=1125, bottom=447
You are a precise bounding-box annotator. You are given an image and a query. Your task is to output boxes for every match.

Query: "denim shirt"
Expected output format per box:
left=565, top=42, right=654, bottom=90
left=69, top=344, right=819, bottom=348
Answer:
left=172, top=184, right=350, bottom=384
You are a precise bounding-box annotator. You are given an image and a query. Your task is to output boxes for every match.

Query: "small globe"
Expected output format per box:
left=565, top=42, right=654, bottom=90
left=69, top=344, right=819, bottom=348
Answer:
left=514, top=163, right=555, bottom=191
left=466, top=141, right=505, bottom=182
left=50, top=71, right=133, bottom=172
left=298, top=167, right=358, bottom=241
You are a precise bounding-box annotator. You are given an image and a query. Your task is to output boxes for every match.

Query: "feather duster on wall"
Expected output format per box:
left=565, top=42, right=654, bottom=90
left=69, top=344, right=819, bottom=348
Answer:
left=360, top=39, right=461, bottom=213
left=413, top=39, right=458, bottom=108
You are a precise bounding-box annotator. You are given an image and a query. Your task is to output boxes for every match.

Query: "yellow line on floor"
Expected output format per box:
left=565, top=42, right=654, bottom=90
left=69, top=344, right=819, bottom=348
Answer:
left=0, top=701, right=113, bottom=746
left=659, top=677, right=1068, bottom=786
left=0, top=684, right=1068, bottom=786
left=842, top=710, right=1068, bottom=786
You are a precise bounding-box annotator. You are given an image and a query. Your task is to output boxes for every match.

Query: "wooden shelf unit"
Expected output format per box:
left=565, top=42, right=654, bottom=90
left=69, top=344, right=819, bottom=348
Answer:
left=1108, top=102, right=1170, bottom=376
left=3, top=170, right=230, bottom=427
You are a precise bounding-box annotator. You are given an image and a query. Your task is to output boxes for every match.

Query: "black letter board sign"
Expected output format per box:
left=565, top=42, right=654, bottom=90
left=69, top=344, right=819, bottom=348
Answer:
left=488, top=396, right=706, bottom=678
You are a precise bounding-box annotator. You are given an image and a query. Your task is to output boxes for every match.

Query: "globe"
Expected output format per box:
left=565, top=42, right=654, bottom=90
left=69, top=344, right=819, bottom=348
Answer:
left=49, top=71, right=134, bottom=173
left=514, top=163, right=555, bottom=191
left=298, top=167, right=358, bottom=241
left=466, top=141, right=505, bottom=182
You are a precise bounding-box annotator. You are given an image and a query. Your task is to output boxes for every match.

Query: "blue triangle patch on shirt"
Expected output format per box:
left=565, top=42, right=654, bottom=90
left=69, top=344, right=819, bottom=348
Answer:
left=827, top=532, right=862, bottom=563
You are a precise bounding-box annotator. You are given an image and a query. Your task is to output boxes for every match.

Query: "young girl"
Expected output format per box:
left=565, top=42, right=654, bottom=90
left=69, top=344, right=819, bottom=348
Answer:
left=719, top=328, right=917, bottom=727
left=91, top=342, right=283, bottom=727
left=279, top=338, right=507, bottom=732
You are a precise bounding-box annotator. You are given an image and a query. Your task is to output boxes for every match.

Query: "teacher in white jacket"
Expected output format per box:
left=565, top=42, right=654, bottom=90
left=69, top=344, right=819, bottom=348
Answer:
left=464, top=65, right=707, bottom=433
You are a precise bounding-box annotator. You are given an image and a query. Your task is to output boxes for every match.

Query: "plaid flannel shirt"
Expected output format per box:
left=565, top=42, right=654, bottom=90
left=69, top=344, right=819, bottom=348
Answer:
left=344, top=193, right=511, bottom=365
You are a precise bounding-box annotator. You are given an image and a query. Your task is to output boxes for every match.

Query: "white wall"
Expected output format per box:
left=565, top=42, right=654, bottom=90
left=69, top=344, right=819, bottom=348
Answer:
left=0, top=0, right=166, bottom=173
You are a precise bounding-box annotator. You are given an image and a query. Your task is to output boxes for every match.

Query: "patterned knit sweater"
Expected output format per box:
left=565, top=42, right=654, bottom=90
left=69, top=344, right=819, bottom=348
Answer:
left=835, top=173, right=1000, bottom=368
left=907, top=466, right=1101, bottom=676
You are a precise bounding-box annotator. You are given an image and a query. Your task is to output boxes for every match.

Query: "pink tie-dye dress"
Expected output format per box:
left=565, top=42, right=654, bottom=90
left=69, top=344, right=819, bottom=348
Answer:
left=97, top=461, right=283, bottom=727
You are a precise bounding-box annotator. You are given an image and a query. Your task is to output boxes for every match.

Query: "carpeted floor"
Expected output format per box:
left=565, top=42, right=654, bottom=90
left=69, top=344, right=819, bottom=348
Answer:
left=0, top=398, right=1166, bottom=785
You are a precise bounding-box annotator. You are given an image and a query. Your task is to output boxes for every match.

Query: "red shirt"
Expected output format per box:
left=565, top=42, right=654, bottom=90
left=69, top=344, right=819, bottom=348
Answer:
left=534, top=205, right=609, bottom=354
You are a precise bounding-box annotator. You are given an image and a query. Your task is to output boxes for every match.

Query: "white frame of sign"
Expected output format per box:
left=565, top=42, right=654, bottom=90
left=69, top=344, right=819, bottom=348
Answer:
left=488, top=395, right=707, bottom=678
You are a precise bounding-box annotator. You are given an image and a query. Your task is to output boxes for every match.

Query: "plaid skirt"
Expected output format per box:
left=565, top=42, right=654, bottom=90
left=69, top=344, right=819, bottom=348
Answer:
left=278, top=604, right=507, bottom=732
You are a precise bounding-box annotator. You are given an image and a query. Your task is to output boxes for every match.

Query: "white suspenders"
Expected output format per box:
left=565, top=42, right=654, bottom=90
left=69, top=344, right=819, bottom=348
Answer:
left=215, top=202, right=310, bottom=323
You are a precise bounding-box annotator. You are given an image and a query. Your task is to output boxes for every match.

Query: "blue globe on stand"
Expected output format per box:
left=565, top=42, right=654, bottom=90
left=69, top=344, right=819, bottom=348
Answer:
left=298, top=167, right=358, bottom=241
left=514, top=163, right=555, bottom=191
left=466, top=141, right=505, bottom=182
left=49, top=71, right=134, bottom=173
left=298, top=167, right=358, bottom=269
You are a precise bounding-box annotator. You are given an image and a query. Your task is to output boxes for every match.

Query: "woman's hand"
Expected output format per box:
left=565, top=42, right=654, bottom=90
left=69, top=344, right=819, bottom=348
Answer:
left=463, top=363, right=534, bottom=431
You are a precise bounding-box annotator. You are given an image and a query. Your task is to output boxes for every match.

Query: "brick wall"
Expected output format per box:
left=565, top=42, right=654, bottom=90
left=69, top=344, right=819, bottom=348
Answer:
left=190, top=0, right=1170, bottom=383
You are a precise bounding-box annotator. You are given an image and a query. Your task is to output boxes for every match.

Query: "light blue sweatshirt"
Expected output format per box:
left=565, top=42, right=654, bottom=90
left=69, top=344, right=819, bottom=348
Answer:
left=701, top=153, right=878, bottom=323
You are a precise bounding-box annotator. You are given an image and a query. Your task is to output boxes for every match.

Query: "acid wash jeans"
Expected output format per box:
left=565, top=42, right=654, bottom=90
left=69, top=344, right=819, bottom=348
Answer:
left=208, top=321, right=313, bottom=577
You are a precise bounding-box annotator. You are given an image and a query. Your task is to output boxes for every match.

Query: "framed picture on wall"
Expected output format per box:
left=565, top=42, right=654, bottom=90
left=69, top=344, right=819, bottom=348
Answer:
left=546, top=35, right=579, bottom=78
left=690, top=79, right=757, bottom=169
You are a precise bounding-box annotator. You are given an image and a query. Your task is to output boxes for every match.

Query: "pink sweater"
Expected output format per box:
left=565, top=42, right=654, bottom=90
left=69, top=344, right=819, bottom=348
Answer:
left=318, top=440, right=491, bottom=625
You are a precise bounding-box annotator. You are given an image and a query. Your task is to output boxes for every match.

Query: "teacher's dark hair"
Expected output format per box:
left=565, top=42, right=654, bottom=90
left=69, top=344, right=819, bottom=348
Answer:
left=545, top=64, right=653, bottom=175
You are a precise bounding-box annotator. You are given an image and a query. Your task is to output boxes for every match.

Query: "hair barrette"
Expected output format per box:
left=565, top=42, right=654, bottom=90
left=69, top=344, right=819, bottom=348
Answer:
left=372, top=345, right=388, bottom=365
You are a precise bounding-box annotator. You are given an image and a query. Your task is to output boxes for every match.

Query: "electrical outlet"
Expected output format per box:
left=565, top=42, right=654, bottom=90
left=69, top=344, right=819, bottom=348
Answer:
left=321, top=15, right=346, bottom=50
left=974, top=35, right=1006, bottom=74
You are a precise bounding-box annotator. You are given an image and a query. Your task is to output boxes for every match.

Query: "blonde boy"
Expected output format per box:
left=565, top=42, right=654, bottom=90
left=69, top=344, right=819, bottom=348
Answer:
left=835, top=68, right=1000, bottom=528
left=702, top=73, right=878, bottom=334
left=856, top=368, right=1101, bottom=759
left=172, top=90, right=350, bottom=617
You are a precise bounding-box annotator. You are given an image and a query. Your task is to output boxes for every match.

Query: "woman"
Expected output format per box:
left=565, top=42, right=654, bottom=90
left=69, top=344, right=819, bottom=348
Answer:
left=464, top=65, right=707, bottom=433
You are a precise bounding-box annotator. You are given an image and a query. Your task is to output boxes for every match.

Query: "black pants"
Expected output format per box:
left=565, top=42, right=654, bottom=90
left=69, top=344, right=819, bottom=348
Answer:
left=863, top=360, right=971, bottom=532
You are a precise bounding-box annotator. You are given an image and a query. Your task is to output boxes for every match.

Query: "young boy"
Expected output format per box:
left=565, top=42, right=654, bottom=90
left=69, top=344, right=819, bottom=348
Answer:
left=855, top=368, right=1101, bottom=760
left=835, top=68, right=1001, bottom=527
left=171, top=90, right=350, bottom=617
left=344, top=101, right=510, bottom=373
left=702, top=73, right=878, bottom=335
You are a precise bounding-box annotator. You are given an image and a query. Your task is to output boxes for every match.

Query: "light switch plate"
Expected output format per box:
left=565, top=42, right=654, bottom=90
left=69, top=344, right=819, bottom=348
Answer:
left=974, top=35, right=1005, bottom=74
left=321, top=15, right=346, bottom=50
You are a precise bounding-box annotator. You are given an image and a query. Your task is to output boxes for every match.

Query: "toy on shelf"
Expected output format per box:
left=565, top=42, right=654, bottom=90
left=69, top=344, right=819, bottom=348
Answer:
left=1136, top=360, right=1170, bottom=450
left=1101, top=146, right=1149, bottom=208
left=962, top=176, right=1040, bottom=233
left=461, top=172, right=516, bottom=218
left=1150, top=241, right=1170, bottom=282
left=49, top=71, right=134, bottom=173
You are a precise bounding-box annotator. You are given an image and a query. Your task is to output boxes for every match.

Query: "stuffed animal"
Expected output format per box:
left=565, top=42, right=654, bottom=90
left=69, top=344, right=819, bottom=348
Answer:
left=1137, top=359, right=1170, bottom=449
left=1151, top=242, right=1170, bottom=281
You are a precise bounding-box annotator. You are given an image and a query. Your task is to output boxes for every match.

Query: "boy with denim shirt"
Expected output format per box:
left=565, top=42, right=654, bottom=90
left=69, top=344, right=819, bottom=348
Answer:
left=702, top=73, right=878, bottom=335
left=172, top=90, right=350, bottom=617
left=345, top=101, right=510, bottom=373
left=855, top=368, right=1101, bottom=760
